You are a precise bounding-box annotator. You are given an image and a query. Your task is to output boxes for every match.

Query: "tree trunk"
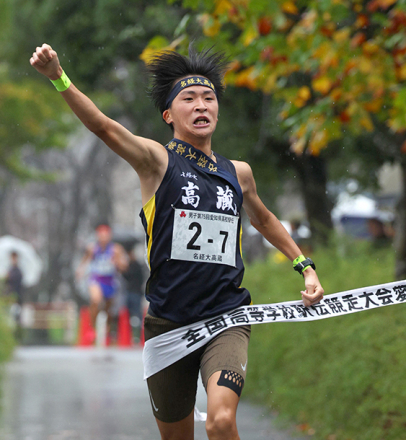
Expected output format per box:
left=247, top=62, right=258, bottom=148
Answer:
left=294, top=154, right=333, bottom=245
left=395, top=155, right=406, bottom=279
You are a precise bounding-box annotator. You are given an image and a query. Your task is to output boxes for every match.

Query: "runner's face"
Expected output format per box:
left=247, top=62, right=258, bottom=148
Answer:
left=164, top=85, right=219, bottom=140
left=96, top=228, right=111, bottom=246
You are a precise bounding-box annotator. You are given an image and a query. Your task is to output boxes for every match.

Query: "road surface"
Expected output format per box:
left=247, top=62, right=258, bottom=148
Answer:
left=0, top=347, right=309, bottom=440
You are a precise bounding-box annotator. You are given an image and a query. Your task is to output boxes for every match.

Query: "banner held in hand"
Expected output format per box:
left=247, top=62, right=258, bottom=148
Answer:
left=143, top=280, right=406, bottom=380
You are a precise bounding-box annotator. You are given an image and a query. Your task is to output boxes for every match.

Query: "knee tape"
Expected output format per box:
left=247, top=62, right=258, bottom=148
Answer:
left=217, top=370, right=244, bottom=397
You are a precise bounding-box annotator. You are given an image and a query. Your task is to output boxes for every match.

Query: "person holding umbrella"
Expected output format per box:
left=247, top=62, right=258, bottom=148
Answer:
left=5, top=251, right=23, bottom=302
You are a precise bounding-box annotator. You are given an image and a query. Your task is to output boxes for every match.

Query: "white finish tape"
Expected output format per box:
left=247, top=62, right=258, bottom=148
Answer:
left=143, top=280, right=406, bottom=380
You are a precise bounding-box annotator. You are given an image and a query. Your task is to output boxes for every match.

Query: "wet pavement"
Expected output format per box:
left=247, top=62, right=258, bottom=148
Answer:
left=0, top=347, right=308, bottom=440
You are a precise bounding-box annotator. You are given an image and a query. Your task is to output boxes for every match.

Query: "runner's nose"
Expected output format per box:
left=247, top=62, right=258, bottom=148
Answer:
left=194, top=97, right=207, bottom=111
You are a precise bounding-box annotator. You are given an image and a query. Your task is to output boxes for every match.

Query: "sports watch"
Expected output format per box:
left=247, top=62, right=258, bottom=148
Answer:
left=293, top=257, right=316, bottom=276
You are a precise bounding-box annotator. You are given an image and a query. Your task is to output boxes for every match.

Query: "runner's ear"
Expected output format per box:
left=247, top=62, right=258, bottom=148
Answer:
left=163, top=109, right=172, bottom=125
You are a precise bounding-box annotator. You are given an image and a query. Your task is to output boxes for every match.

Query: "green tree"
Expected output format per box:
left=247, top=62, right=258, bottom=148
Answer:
left=0, top=0, right=75, bottom=181
left=0, top=66, right=75, bottom=180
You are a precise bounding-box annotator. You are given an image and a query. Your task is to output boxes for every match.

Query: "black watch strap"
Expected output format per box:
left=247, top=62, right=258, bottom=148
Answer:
left=294, top=258, right=316, bottom=275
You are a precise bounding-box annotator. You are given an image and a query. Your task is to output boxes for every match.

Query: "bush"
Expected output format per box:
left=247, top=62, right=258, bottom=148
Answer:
left=0, top=298, right=16, bottom=364
left=243, top=242, right=406, bottom=440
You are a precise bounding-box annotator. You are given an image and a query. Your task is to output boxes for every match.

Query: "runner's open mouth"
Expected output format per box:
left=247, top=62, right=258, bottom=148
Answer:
left=194, top=116, right=210, bottom=125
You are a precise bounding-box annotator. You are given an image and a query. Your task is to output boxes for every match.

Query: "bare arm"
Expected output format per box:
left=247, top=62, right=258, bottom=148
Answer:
left=233, top=160, right=324, bottom=306
left=30, top=44, right=167, bottom=203
left=75, top=245, right=94, bottom=281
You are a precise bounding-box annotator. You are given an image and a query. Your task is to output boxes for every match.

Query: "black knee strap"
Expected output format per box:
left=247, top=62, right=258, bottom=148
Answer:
left=217, top=370, right=244, bottom=397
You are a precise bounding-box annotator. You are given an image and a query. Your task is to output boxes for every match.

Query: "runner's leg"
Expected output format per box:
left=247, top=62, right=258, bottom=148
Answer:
left=201, top=325, right=250, bottom=440
left=144, top=314, right=203, bottom=439
left=89, top=282, right=103, bottom=328
left=206, top=371, right=240, bottom=440
left=104, top=297, right=114, bottom=334
left=155, top=412, right=194, bottom=440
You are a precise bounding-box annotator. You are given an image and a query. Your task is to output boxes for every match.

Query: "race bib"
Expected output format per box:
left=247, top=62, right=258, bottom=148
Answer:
left=91, top=255, right=115, bottom=276
left=171, top=208, right=238, bottom=267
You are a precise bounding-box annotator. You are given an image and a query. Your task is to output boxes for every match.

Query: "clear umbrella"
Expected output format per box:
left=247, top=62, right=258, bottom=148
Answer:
left=0, top=235, right=43, bottom=287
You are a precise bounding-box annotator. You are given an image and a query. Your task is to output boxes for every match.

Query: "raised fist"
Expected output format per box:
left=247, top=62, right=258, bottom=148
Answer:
left=30, top=43, right=62, bottom=80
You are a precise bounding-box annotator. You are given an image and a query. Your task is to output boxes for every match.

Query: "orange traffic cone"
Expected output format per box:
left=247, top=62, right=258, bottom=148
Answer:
left=77, top=306, right=95, bottom=346
left=117, top=307, right=132, bottom=347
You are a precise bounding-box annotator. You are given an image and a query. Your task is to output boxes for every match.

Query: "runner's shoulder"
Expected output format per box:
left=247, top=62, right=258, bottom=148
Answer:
left=230, top=160, right=254, bottom=190
left=230, top=160, right=252, bottom=173
left=126, top=135, right=169, bottom=177
left=133, top=135, right=167, bottom=159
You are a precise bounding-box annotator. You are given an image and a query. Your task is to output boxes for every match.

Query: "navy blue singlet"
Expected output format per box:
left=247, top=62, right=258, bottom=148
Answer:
left=140, top=139, right=251, bottom=324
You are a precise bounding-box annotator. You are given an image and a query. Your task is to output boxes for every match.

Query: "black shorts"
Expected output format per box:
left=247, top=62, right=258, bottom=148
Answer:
left=144, top=313, right=251, bottom=423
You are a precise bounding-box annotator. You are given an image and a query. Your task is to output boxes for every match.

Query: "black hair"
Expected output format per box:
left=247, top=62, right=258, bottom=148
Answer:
left=146, top=45, right=229, bottom=115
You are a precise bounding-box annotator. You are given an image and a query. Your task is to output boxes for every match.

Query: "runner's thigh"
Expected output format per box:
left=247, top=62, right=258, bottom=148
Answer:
left=144, top=314, right=204, bottom=423
left=200, top=325, right=251, bottom=391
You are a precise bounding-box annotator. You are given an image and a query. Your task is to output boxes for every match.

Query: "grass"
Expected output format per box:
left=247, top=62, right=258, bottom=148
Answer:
left=0, top=300, right=15, bottom=364
left=0, top=298, right=15, bottom=421
left=243, top=241, right=406, bottom=440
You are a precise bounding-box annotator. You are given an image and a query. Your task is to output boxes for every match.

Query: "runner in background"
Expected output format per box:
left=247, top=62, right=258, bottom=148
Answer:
left=76, top=224, right=128, bottom=341
left=31, top=43, right=323, bottom=440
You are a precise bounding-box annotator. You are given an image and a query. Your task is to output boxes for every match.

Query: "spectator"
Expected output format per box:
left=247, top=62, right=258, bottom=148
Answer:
left=5, top=251, right=23, bottom=304
left=122, top=248, right=145, bottom=341
left=4, top=251, right=24, bottom=337
left=367, top=217, right=392, bottom=248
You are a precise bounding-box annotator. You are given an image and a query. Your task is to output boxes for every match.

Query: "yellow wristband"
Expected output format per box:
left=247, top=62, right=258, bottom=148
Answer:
left=50, top=70, right=71, bottom=92
left=292, top=254, right=306, bottom=267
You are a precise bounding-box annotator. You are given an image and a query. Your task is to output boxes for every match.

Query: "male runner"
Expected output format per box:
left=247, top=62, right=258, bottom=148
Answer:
left=76, top=224, right=128, bottom=337
left=31, top=43, right=324, bottom=440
